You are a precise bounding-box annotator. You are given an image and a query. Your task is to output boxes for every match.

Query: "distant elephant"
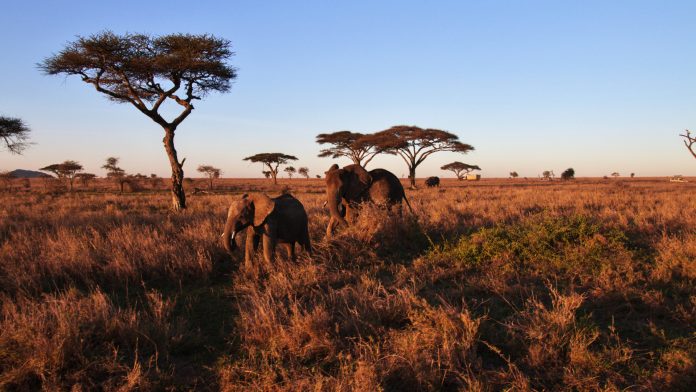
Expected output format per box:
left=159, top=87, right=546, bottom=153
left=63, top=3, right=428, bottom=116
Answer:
left=425, top=176, right=440, bottom=187
left=324, top=164, right=413, bottom=237
left=221, top=193, right=311, bottom=267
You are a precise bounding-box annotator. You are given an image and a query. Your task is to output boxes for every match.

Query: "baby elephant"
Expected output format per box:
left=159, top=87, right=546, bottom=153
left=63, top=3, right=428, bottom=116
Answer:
left=221, top=193, right=311, bottom=268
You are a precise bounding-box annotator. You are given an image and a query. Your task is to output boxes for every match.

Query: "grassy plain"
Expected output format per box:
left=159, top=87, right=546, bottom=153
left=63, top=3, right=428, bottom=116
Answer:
left=0, top=177, right=694, bottom=391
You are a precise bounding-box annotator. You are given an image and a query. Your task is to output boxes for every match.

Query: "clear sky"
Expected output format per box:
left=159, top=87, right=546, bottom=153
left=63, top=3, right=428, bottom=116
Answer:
left=1, top=0, right=695, bottom=178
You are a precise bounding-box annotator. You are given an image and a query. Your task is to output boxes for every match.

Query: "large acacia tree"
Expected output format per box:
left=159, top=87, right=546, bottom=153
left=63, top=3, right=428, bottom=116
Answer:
left=0, top=116, right=31, bottom=154
left=361, top=125, right=474, bottom=188
left=40, top=31, right=237, bottom=210
left=316, top=131, right=381, bottom=167
left=243, top=153, right=297, bottom=185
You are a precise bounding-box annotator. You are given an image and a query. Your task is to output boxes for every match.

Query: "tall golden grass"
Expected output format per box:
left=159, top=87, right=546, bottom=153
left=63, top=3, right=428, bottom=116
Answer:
left=0, top=178, right=693, bottom=390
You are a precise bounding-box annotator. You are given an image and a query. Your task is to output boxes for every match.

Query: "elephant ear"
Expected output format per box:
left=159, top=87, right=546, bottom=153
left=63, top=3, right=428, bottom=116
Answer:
left=250, top=194, right=275, bottom=226
left=342, top=164, right=372, bottom=200
left=325, top=163, right=340, bottom=174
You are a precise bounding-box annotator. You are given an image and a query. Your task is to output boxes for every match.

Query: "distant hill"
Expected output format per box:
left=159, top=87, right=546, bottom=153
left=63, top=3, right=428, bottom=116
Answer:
left=8, top=169, right=52, bottom=178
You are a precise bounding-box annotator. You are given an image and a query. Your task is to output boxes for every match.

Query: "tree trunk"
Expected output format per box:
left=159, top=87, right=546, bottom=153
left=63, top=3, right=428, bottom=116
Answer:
left=408, top=166, right=416, bottom=188
left=162, top=129, right=186, bottom=211
left=271, top=171, right=278, bottom=185
left=69, top=178, right=74, bottom=192
left=120, top=181, right=124, bottom=194
left=209, top=177, right=213, bottom=190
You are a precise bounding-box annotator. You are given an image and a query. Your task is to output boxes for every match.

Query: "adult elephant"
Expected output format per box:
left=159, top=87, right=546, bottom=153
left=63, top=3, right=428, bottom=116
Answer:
left=324, top=164, right=413, bottom=237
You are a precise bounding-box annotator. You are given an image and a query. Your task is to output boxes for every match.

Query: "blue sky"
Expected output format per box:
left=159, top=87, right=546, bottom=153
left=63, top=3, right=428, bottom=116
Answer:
left=1, top=0, right=694, bottom=178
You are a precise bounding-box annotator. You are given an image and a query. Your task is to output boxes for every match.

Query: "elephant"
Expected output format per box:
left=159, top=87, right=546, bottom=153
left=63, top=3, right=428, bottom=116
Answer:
left=221, top=193, right=311, bottom=267
left=425, top=176, right=440, bottom=187
left=324, top=164, right=413, bottom=237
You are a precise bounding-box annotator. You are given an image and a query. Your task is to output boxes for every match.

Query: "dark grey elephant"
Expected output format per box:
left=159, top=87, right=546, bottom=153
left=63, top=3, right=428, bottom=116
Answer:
left=221, top=193, right=311, bottom=267
left=324, top=164, right=413, bottom=237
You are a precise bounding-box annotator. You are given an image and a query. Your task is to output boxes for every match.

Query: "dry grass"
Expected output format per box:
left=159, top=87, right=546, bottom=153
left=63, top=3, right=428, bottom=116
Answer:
left=0, top=178, right=694, bottom=391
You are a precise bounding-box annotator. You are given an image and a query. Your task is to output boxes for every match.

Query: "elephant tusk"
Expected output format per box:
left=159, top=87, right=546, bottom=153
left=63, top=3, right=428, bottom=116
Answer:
left=230, top=231, right=237, bottom=240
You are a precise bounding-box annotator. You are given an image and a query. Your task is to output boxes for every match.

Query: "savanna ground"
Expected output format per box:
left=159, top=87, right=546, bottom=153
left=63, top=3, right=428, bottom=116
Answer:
left=0, top=177, right=694, bottom=391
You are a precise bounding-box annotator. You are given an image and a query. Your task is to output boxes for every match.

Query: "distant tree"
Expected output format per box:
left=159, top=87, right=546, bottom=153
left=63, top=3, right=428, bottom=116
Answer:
left=76, top=173, right=97, bottom=188
left=315, top=174, right=321, bottom=179
left=284, top=166, right=296, bottom=179
left=197, top=165, right=221, bottom=190
left=243, top=153, right=297, bottom=184
left=561, top=168, right=575, bottom=180
left=298, top=167, right=309, bottom=179
left=680, top=130, right=696, bottom=159
left=40, top=160, right=83, bottom=191
left=41, top=31, right=237, bottom=211
left=541, top=170, right=555, bottom=181
left=509, top=171, right=519, bottom=179
left=630, top=173, right=635, bottom=178
left=0, top=116, right=31, bottom=154
left=441, top=161, right=481, bottom=180
left=262, top=171, right=272, bottom=179
left=102, top=157, right=128, bottom=193
left=316, top=131, right=381, bottom=167
left=361, top=125, right=474, bottom=188
left=611, top=172, right=620, bottom=178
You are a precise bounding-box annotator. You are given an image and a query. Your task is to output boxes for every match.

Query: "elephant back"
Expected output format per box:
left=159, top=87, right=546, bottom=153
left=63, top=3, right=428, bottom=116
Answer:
left=367, top=168, right=405, bottom=204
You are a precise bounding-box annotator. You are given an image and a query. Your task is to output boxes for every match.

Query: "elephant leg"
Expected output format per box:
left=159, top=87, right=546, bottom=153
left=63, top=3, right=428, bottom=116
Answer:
left=283, top=242, right=296, bottom=261
left=326, top=216, right=338, bottom=238
left=303, top=228, right=312, bottom=256
left=345, top=203, right=354, bottom=224
left=262, top=234, right=276, bottom=264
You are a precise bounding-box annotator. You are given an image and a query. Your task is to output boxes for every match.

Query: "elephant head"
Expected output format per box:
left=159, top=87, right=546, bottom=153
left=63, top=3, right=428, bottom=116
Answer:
left=221, top=193, right=275, bottom=253
left=324, top=164, right=372, bottom=225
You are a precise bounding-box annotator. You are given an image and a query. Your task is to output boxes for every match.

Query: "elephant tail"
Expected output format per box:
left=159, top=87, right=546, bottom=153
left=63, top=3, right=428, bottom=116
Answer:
left=402, top=194, right=415, bottom=215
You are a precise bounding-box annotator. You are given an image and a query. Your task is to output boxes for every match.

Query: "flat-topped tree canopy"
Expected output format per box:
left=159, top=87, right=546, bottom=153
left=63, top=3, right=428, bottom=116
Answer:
left=244, top=153, right=298, bottom=184
left=39, top=31, right=236, bottom=119
left=316, top=130, right=380, bottom=167
left=0, top=116, right=31, bottom=154
left=40, top=31, right=237, bottom=211
left=40, top=160, right=84, bottom=191
left=360, top=125, right=474, bottom=187
left=441, top=161, right=481, bottom=180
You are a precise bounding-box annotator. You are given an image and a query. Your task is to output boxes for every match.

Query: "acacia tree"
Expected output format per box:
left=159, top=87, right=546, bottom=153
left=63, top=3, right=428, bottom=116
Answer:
left=262, top=171, right=271, bottom=179
left=441, top=162, right=481, bottom=180
left=76, top=173, right=97, bottom=188
left=680, top=130, right=696, bottom=159
left=0, top=116, right=31, bottom=154
left=197, top=165, right=221, bottom=190
left=561, top=168, right=575, bottom=180
left=40, top=160, right=83, bottom=191
left=298, top=167, right=309, bottom=179
left=243, top=153, right=297, bottom=185
left=509, top=171, right=519, bottom=179
left=40, top=31, right=237, bottom=211
left=611, top=172, right=620, bottom=178
left=361, top=125, right=474, bottom=188
left=102, top=157, right=128, bottom=193
left=316, top=131, right=381, bottom=167
left=284, top=166, right=296, bottom=179
left=541, top=170, right=555, bottom=180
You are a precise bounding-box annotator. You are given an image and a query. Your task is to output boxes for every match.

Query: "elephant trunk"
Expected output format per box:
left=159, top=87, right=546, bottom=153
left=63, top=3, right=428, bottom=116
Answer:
left=327, top=191, right=348, bottom=226
left=221, top=215, right=239, bottom=253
